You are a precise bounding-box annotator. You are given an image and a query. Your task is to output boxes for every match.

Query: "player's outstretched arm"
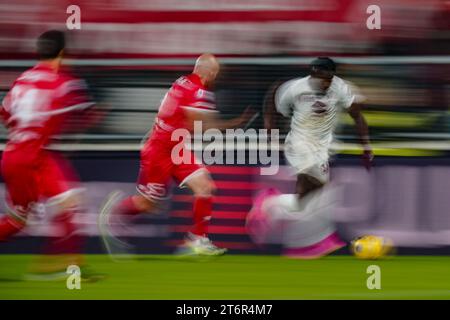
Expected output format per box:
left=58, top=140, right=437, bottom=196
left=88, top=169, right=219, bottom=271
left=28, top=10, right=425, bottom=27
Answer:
left=348, top=103, right=374, bottom=170
left=184, top=106, right=256, bottom=132
left=60, top=103, right=109, bottom=134
left=263, top=82, right=283, bottom=130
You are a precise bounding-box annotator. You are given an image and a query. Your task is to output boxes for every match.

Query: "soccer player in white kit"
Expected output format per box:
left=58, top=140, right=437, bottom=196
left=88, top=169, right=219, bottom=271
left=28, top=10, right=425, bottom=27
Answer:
left=250, top=57, right=373, bottom=258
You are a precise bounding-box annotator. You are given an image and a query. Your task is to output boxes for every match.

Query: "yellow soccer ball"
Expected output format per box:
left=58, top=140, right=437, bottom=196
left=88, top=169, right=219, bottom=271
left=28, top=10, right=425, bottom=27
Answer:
left=351, top=235, right=393, bottom=260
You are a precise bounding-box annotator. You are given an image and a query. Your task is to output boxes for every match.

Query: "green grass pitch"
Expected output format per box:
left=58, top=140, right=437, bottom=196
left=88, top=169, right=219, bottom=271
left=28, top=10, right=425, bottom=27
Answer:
left=0, top=255, right=449, bottom=299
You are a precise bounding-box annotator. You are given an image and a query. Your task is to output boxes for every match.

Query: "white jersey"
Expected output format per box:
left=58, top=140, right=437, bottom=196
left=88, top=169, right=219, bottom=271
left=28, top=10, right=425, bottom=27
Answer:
left=275, top=75, right=363, bottom=151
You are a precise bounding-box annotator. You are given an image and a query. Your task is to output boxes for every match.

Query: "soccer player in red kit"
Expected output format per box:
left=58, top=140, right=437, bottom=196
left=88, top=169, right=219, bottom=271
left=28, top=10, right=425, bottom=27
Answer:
left=100, top=54, right=252, bottom=257
left=0, top=31, right=100, bottom=278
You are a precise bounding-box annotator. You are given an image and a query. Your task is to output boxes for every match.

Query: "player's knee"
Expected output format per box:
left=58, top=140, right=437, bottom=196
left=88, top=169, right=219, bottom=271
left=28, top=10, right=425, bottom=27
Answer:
left=193, top=179, right=216, bottom=198
left=58, top=195, right=82, bottom=212
left=297, top=174, right=323, bottom=197
left=51, top=189, right=84, bottom=212
left=207, top=180, right=217, bottom=195
left=296, top=174, right=308, bottom=195
left=132, top=194, right=157, bottom=213
left=62, top=199, right=81, bottom=211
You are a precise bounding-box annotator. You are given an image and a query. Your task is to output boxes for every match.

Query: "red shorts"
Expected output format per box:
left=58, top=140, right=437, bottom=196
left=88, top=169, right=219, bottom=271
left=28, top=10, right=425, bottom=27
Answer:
left=137, top=137, right=205, bottom=201
left=1, top=149, right=79, bottom=216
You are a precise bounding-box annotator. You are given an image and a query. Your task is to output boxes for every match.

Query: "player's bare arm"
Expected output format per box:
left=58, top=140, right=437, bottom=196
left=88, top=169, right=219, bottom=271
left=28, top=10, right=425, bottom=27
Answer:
left=184, top=106, right=255, bottom=131
left=347, top=102, right=374, bottom=170
left=62, top=102, right=110, bottom=133
left=263, top=82, right=282, bottom=130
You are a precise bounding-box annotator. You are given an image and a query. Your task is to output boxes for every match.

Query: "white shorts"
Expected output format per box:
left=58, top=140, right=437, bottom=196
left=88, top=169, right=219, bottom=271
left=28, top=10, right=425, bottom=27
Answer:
left=284, top=139, right=330, bottom=184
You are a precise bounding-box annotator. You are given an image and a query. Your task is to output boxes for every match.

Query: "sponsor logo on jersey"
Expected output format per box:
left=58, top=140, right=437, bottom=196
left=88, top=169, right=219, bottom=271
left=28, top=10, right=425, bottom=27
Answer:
left=311, top=101, right=329, bottom=114
left=138, top=183, right=168, bottom=200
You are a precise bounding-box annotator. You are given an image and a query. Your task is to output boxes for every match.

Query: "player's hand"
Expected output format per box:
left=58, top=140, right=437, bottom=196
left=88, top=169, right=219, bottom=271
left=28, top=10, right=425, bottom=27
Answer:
left=362, top=145, right=374, bottom=171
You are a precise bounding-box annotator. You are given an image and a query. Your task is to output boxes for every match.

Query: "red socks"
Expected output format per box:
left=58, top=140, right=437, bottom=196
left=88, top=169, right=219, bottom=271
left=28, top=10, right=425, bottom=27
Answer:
left=0, top=215, right=25, bottom=241
left=191, top=196, right=212, bottom=237
left=44, top=208, right=82, bottom=255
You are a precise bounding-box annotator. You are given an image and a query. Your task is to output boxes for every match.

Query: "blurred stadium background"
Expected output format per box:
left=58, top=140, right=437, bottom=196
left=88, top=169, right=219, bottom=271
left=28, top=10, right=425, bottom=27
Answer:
left=0, top=0, right=449, bottom=255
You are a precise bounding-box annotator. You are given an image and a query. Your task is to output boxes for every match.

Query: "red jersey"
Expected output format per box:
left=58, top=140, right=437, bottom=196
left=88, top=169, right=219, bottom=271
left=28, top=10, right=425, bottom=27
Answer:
left=138, top=74, right=214, bottom=200
left=0, top=62, right=94, bottom=160
left=150, top=73, right=217, bottom=144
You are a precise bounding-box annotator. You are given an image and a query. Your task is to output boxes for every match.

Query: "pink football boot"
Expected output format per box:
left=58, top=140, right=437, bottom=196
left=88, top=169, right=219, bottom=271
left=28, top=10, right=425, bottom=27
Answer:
left=283, top=232, right=346, bottom=259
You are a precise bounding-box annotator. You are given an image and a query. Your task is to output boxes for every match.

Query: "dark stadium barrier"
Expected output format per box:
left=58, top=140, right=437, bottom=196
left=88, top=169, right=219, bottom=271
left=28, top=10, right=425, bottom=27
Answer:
left=1, top=151, right=450, bottom=255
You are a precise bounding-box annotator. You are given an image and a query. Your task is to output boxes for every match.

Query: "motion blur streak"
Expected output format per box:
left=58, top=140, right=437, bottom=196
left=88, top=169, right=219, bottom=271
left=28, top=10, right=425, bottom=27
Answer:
left=0, top=0, right=449, bottom=254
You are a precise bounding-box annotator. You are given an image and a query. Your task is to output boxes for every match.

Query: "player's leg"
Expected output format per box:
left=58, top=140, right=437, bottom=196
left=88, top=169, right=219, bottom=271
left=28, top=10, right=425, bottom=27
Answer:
left=0, top=202, right=30, bottom=241
left=174, top=158, right=226, bottom=256
left=102, top=191, right=160, bottom=224
left=283, top=162, right=345, bottom=258
left=281, top=189, right=345, bottom=258
left=104, top=160, right=170, bottom=219
left=246, top=187, right=283, bottom=245
left=98, top=146, right=171, bottom=259
left=104, top=137, right=171, bottom=220
left=182, top=168, right=215, bottom=238
left=247, top=152, right=344, bottom=258
left=99, top=194, right=161, bottom=260
left=295, top=156, right=330, bottom=196
left=285, top=141, right=325, bottom=196
left=296, top=173, right=324, bottom=198
left=38, top=189, right=85, bottom=273
left=0, top=153, right=37, bottom=241
left=29, top=153, right=103, bottom=280
left=25, top=189, right=86, bottom=280
left=247, top=185, right=345, bottom=259
left=40, top=154, right=83, bottom=258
